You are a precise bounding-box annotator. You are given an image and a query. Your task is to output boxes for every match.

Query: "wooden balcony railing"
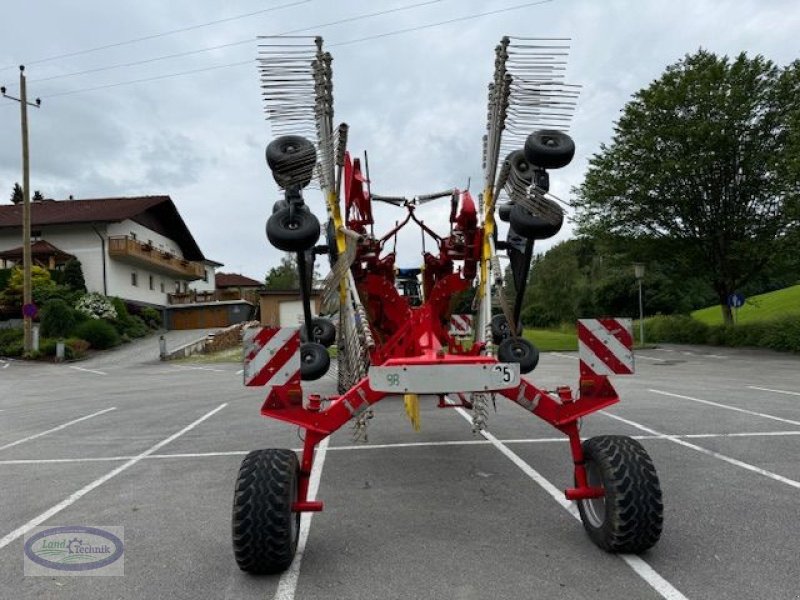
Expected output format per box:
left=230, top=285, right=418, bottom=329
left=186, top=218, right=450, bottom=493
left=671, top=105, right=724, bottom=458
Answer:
left=107, top=236, right=205, bottom=280
left=167, top=289, right=258, bottom=305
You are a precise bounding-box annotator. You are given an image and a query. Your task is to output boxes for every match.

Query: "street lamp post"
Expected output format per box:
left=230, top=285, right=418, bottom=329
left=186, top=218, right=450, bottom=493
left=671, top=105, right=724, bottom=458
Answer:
left=634, top=263, right=645, bottom=345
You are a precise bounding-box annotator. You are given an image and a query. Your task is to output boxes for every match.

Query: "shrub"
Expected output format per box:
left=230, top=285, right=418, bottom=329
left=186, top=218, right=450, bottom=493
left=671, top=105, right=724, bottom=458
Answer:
left=63, top=258, right=87, bottom=292
left=123, top=315, right=148, bottom=338
left=75, top=292, right=117, bottom=320
left=65, top=338, right=90, bottom=359
left=74, top=319, right=120, bottom=349
left=643, top=315, right=708, bottom=344
left=40, top=299, right=78, bottom=338
left=0, top=327, right=23, bottom=356
left=139, top=306, right=162, bottom=328
left=0, top=268, right=12, bottom=291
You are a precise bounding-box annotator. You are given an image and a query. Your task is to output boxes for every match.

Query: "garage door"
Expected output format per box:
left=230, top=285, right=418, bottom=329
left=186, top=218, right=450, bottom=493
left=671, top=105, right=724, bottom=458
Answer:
left=171, top=307, right=229, bottom=330
left=278, top=300, right=316, bottom=326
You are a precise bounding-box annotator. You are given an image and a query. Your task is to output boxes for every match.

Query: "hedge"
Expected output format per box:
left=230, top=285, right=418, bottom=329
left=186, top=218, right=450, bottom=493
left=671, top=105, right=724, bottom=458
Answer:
left=642, top=314, right=800, bottom=353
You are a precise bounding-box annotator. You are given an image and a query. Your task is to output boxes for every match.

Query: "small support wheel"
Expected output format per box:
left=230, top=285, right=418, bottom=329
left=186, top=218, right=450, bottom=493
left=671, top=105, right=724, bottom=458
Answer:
left=301, top=318, right=336, bottom=347
left=490, top=314, right=520, bottom=342
left=497, top=336, right=539, bottom=373
left=300, top=342, right=330, bottom=381
left=266, top=206, right=321, bottom=252
left=508, top=201, right=563, bottom=241
left=524, top=129, right=575, bottom=169
left=266, top=135, right=317, bottom=189
left=577, top=435, right=663, bottom=553
left=232, top=449, right=300, bottom=574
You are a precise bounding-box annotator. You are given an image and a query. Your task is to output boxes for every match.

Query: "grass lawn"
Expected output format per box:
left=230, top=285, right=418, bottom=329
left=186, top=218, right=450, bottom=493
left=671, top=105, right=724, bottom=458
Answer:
left=691, top=284, right=800, bottom=325
left=522, top=328, right=578, bottom=351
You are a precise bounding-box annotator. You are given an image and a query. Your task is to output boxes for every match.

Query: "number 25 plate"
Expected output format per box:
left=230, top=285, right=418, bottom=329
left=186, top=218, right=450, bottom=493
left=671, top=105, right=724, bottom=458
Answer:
left=369, top=363, right=520, bottom=394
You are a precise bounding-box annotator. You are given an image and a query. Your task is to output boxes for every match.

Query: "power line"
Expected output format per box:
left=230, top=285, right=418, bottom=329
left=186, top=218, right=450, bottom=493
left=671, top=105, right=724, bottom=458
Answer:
left=24, top=0, right=442, bottom=86
left=38, top=0, right=557, bottom=101
left=0, top=0, right=310, bottom=72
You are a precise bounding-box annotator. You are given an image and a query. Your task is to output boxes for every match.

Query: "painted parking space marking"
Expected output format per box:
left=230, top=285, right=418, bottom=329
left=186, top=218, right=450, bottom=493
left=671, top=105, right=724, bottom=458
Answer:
left=748, top=385, right=800, bottom=397
left=273, top=437, right=329, bottom=600
left=601, top=411, right=800, bottom=490
left=450, top=405, right=689, bottom=600
left=3, top=430, right=800, bottom=466
left=0, top=403, right=227, bottom=551
left=68, top=366, right=108, bottom=376
left=650, top=389, right=800, bottom=427
left=0, top=407, right=116, bottom=452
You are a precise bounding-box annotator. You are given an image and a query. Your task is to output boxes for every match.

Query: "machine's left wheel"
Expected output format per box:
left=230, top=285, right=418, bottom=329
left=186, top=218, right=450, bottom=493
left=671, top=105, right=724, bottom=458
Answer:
left=577, top=436, right=663, bottom=553
left=300, top=318, right=336, bottom=347
left=497, top=337, right=539, bottom=373
left=232, top=449, right=300, bottom=574
left=266, top=206, right=321, bottom=252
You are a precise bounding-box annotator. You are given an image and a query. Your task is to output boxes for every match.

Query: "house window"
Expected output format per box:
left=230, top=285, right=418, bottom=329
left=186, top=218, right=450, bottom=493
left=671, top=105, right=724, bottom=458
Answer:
left=175, top=281, right=180, bottom=293
left=149, top=275, right=154, bottom=290
left=203, top=269, right=209, bottom=283
left=160, top=281, right=165, bottom=293
left=131, top=272, right=138, bottom=287
left=130, top=232, right=137, bottom=241
left=31, top=230, right=42, bottom=241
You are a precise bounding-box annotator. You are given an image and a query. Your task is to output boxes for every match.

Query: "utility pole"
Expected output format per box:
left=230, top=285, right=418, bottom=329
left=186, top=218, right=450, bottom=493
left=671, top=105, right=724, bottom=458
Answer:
left=2, top=66, right=41, bottom=353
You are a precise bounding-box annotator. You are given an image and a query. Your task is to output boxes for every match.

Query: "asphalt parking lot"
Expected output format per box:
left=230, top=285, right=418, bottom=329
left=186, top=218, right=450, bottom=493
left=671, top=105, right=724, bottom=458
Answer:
left=1, top=340, right=799, bottom=599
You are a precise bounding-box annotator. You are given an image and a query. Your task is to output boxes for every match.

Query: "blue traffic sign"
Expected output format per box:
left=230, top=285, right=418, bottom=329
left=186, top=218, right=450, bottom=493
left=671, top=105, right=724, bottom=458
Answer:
left=727, top=293, right=745, bottom=309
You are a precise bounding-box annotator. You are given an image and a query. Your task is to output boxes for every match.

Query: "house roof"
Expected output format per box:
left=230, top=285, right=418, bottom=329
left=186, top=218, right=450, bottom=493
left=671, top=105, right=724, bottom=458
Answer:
left=0, top=240, right=75, bottom=261
left=0, top=195, right=205, bottom=261
left=216, top=272, right=263, bottom=288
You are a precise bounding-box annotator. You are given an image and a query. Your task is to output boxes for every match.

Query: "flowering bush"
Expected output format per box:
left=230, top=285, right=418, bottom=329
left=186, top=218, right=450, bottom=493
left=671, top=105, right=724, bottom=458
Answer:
left=75, top=292, right=117, bottom=320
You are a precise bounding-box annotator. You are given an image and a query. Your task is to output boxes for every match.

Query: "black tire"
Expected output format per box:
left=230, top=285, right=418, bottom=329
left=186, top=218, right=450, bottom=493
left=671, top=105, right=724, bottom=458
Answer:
left=266, top=206, right=320, bottom=252
left=509, top=200, right=563, bottom=241
left=325, top=219, right=339, bottom=269
left=504, top=149, right=535, bottom=183
left=266, top=135, right=316, bottom=189
left=577, top=436, right=663, bottom=553
left=300, top=318, right=336, bottom=347
left=524, top=129, right=575, bottom=169
left=497, top=202, right=513, bottom=223
left=490, top=314, right=516, bottom=342
left=300, top=341, right=330, bottom=381
left=272, top=199, right=288, bottom=214
left=497, top=337, right=539, bottom=373
left=232, top=449, right=300, bottom=574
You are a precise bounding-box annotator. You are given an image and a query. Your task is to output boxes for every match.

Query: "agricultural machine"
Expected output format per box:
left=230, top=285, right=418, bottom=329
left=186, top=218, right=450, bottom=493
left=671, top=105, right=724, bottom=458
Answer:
left=233, top=36, right=663, bottom=574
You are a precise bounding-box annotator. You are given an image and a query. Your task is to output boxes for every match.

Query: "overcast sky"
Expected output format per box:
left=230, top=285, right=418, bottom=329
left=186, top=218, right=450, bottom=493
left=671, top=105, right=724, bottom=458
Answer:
left=1, top=0, right=798, bottom=280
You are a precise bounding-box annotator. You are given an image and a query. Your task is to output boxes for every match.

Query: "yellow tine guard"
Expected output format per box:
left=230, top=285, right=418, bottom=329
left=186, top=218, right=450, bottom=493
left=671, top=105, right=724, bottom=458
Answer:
left=404, top=394, right=421, bottom=432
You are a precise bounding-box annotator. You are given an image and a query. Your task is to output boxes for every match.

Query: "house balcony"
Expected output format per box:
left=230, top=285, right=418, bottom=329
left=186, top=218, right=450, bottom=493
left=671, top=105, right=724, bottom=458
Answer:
left=167, top=289, right=258, bottom=305
left=107, top=236, right=205, bottom=280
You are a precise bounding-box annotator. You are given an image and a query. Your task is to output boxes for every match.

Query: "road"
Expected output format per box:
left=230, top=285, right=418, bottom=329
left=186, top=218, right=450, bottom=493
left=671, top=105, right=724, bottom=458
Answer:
left=0, top=342, right=799, bottom=599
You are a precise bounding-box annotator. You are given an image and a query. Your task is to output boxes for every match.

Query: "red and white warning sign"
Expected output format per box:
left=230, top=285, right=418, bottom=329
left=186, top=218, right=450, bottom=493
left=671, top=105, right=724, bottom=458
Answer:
left=449, top=314, right=474, bottom=336
left=577, top=318, right=634, bottom=376
left=243, top=327, right=301, bottom=387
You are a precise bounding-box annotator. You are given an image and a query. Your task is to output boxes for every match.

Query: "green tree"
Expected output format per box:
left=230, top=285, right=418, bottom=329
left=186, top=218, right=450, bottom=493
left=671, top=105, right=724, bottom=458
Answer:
left=574, top=50, right=800, bottom=325
left=32, top=190, right=44, bottom=202
left=63, top=258, right=87, bottom=291
left=264, top=253, right=299, bottom=290
left=10, top=183, right=22, bottom=205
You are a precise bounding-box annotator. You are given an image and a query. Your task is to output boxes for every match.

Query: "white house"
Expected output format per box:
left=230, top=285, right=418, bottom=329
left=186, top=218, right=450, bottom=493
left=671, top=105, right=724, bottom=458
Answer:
left=0, top=195, right=220, bottom=309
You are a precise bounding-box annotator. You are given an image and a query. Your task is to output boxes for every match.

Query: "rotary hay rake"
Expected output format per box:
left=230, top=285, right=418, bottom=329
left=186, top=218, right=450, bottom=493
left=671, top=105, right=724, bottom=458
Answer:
left=232, top=36, right=663, bottom=574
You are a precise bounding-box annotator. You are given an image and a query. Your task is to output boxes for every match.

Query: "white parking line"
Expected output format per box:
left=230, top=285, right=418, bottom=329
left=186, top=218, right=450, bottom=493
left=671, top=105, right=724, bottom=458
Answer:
left=636, top=355, right=667, bottom=362
left=551, top=352, right=579, bottom=360
left=0, top=403, right=226, bottom=551
left=650, top=389, right=800, bottom=427
left=171, top=365, right=231, bottom=373
left=748, top=385, right=800, bottom=397
left=0, top=407, right=116, bottom=452
left=450, top=406, right=689, bottom=600
left=3, top=430, right=800, bottom=466
left=273, top=437, right=329, bottom=600
left=601, top=411, right=800, bottom=490
left=68, top=366, right=108, bottom=376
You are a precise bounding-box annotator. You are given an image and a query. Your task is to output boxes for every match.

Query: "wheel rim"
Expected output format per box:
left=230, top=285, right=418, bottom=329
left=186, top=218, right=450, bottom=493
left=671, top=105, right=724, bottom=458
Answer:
left=582, top=460, right=606, bottom=528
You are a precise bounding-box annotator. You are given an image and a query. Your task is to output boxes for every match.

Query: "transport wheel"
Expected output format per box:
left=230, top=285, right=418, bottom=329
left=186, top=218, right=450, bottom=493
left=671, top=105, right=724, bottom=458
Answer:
left=508, top=200, right=563, bottom=240
left=524, top=129, right=575, bottom=169
left=266, top=135, right=316, bottom=189
left=577, top=435, right=663, bottom=553
left=266, top=206, right=320, bottom=252
left=232, top=448, right=300, bottom=574
left=300, top=318, right=336, bottom=347
left=300, top=342, right=330, bottom=381
left=497, top=337, right=539, bottom=373
left=272, top=199, right=288, bottom=214
left=490, top=314, right=516, bottom=342
left=497, top=202, right=513, bottom=222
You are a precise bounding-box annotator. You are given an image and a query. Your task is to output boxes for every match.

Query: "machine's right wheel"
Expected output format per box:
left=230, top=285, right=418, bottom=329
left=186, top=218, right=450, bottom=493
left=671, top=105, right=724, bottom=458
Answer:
left=232, top=449, right=300, bottom=574
left=577, top=435, right=663, bottom=553
left=497, top=336, right=539, bottom=373
left=266, top=135, right=316, bottom=189
left=491, top=314, right=518, bottom=342
left=300, top=342, right=330, bottom=381
left=266, top=206, right=320, bottom=252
